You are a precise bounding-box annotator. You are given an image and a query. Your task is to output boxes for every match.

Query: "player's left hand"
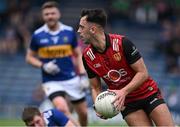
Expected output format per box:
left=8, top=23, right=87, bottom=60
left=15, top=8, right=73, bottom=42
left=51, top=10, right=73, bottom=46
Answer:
left=93, top=104, right=108, bottom=120
left=79, top=74, right=90, bottom=91
left=108, top=89, right=127, bottom=112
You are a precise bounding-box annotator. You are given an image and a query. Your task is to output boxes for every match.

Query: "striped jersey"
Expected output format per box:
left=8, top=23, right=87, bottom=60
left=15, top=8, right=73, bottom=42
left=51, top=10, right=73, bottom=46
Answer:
left=83, top=33, right=159, bottom=104
left=43, top=109, right=69, bottom=126
left=30, top=22, right=78, bottom=82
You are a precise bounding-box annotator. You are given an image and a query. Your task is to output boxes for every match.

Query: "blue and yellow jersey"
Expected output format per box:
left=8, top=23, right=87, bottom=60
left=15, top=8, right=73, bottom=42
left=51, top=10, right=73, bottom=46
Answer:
left=30, top=22, right=78, bottom=82
left=43, top=109, right=69, bottom=126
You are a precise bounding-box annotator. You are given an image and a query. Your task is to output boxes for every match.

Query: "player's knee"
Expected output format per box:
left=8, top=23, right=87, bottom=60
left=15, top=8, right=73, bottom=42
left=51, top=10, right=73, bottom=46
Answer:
left=79, top=107, right=88, bottom=117
left=56, top=106, right=70, bottom=115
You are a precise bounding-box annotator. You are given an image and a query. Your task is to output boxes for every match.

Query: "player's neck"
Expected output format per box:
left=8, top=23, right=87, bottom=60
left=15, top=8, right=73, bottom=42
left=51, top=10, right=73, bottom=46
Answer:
left=91, top=32, right=106, bottom=53
left=47, top=22, right=59, bottom=31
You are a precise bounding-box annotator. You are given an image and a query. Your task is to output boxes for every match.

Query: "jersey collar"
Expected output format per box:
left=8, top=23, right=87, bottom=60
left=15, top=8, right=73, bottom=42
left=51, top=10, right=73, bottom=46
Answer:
left=44, top=22, right=65, bottom=35
left=92, top=33, right=111, bottom=53
left=105, top=33, right=111, bottom=48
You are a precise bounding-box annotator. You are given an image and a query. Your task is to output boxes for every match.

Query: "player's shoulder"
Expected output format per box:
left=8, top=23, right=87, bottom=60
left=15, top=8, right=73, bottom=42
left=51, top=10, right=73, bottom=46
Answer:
left=33, top=24, right=47, bottom=35
left=60, top=23, right=74, bottom=32
left=43, top=109, right=54, bottom=118
left=83, top=45, right=92, bottom=54
left=108, top=33, right=125, bottom=47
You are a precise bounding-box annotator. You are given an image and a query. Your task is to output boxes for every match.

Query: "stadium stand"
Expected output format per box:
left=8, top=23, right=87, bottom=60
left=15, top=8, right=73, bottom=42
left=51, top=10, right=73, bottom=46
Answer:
left=0, top=0, right=179, bottom=124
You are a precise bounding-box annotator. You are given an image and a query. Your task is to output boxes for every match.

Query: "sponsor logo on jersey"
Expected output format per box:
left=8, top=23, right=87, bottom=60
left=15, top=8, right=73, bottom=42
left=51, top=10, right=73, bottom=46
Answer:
left=51, top=36, right=59, bottom=44
left=113, top=52, right=121, bottom=61
left=93, top=63, right=101, bottom=68
left=103, top=69, right=127, bottom=82
left=112, top=38, right=119, bottom=52
left=87, top=48, right=95, bottom=61
left=148, top=86, right=153, bottom=91
left=150, top=98, right=158, bottom=104
left=43, top=110, right=53, bottom=125
left=131, top=46, right=138, bottom=56
left=40, top=38, right=49, bottom=44
left=38, top=45, right=72, bottom=58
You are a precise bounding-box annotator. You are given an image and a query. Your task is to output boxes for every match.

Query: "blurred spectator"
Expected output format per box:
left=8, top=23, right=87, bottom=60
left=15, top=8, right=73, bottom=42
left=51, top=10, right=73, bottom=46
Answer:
left=108, top=0, right=130, bottom=21
left=167, top=86, right=180, bottom=112
left=165, top=38, right=180, bottom=74
left=154, top=18, right=180, bottom=75
left=165, top=21, right=180, bottom=74
left=154, top=20, right=173, bottom=54
left=0, top=0, right=41, bottom=54
left=134, top=1, right=157, bottom=24
left=156, top=0, right=174, bottom=22
left=173, top=0, right=180, bottom=18
left=0, top=0, right=179, bottom=54
left=0, top=26, right=19, bottom=54
left=107, top=0, right=131, bottom=26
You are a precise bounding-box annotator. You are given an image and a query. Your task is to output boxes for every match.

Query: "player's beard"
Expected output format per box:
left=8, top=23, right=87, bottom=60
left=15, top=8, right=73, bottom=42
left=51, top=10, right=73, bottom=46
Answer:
left=81, top=37, right=90, bottom=44
left=46, top=19, right=58, bottom=30
left=80, top=34, right=92, bottom=44
left=84, top=40, right=90, bottom=44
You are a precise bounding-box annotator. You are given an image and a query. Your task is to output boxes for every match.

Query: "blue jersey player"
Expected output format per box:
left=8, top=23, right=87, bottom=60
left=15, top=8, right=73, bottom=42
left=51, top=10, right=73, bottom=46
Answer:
left=22, top=107, right=75, bottom=127
left=26, top=1, right=88, bottom=126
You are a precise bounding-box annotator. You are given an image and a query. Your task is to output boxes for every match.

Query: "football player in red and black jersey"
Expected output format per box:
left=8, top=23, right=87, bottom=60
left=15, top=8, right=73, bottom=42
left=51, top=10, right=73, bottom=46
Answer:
left=77, top=8, right=175, bottom=126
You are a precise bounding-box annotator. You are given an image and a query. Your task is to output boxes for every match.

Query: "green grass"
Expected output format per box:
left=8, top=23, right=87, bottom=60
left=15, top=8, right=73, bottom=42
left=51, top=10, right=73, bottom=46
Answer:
left=0, top=119, right=25, bottom=126
left=0, top=119, right=127, bottom=126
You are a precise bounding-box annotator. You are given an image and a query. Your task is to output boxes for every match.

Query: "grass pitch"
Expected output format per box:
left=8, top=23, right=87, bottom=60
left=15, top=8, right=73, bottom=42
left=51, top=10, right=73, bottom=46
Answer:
left=0, top=119, right=127, bottom=126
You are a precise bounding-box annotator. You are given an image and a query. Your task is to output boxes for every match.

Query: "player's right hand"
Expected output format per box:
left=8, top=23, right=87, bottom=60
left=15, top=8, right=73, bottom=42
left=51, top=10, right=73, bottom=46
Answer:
left=108, top=89, right=127, bottom=112
left=42, top=60, right=60, bottom=75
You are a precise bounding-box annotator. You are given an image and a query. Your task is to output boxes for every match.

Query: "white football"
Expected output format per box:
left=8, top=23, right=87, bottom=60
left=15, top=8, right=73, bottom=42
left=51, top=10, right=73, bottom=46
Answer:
left=94, top=91, right=120, bottom=118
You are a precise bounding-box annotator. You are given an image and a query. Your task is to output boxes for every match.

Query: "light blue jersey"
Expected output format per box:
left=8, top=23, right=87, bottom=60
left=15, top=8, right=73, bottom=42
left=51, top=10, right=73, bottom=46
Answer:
left=30, top=22, right=78, bottom=82
left=43, top=109, right=69, bottom=126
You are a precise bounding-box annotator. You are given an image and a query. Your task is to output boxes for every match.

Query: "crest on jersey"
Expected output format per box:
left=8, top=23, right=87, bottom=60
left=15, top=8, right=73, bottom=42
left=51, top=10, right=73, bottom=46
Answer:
left=63, top=36, right=69, bottom=43
left=113, top=52, right=121, bottom=61
left=51, top=36, right=59, bottom=44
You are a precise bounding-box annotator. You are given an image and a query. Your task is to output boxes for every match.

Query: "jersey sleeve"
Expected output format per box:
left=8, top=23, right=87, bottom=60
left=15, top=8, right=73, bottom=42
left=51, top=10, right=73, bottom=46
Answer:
left=29, top=34, right=39, bottom=51
left=52, top=109, right=69, bottom=126
left=82, top=55, right=97, bottom=78
left=122, top=37, right=142, bottom=64
left=71, top=30, right=78, bottom=48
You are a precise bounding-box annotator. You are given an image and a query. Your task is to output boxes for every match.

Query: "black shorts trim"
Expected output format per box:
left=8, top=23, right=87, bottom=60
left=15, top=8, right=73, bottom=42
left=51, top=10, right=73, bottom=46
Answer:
left=121, top=90, right=165, bottom=119
left=71, top=97, right=86, bottom=104
left=49, top=91, right=65, bottom=101
left=49, top=91, right=86, bottom=104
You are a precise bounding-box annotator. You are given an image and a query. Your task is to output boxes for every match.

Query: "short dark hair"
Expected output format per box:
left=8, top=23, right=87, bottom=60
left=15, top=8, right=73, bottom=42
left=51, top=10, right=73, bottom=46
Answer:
left=22, top=106, right=41, bottom=124
left=41, top=1, right=59, bottom=10
left=80, top=8, right=107, bottom=28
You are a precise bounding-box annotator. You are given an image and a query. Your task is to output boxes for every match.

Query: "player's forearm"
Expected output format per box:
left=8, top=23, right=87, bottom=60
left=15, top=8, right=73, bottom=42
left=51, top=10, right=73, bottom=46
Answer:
left=73, top=47, right=86, bottom=74
left=76, top=55, right=86, bottom=74
left=122, top=71, right=149, bottom=95
left=89, top=78, right=102, bottom=102
left=91, top=87, right=101, bottom=102
left=26, top=56, right=43, bottom=68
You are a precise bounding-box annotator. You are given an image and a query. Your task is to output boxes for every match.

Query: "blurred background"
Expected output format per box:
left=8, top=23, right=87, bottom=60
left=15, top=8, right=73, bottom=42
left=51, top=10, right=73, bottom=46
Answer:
left=0, top=0, right=180, bottom=126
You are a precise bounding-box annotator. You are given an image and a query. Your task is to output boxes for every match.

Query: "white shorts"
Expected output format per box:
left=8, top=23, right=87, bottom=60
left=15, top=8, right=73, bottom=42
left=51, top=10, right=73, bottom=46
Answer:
left=42, top=76, right=85, bottom=101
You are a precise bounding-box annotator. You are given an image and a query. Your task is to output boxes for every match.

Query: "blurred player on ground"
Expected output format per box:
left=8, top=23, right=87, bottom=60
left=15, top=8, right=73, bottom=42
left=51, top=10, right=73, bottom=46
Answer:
left=26, top=1, right=88, bottom=126
left=22, top=106, right=75, bottom=127
left=78, top=8, right=175, bottom=126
